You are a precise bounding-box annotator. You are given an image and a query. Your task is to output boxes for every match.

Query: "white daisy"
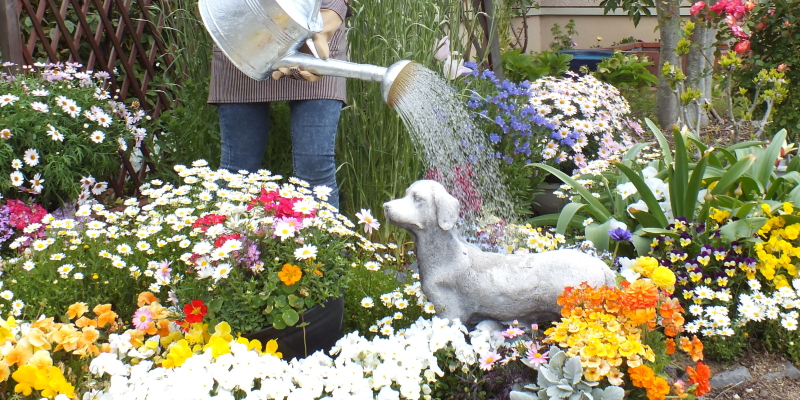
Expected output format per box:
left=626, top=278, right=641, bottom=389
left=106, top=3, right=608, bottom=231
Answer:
left=0, top=94, right=19, bottom=106
left=90, top=130, right=105, bottom=143
left=31, top=89, right=49, bottom=97
left=0, top=128, right=12, bottom=139
left=360, top=297, right=374, bottom=308
left=23, top=148, right=40, bottom=166
left=30, top=102, right=49, bottom=112
left=9, top=171, right=24, bottom=187
left=294, top=244, right=318, bottom=260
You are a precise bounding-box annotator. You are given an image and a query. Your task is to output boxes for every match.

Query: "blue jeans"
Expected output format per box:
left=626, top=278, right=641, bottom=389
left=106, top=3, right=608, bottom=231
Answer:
left=219, top=100, right=343, bottom=209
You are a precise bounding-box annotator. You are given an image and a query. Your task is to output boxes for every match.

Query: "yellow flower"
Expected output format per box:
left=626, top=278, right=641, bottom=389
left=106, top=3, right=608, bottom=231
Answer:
left=11, top=365, right=37, bottom=396
left=784, top=202, right=794, bottom=214
left=66, top=302, right=88, bottom=319
left=709, top=207, right=730, bottom=224
left=762, top=203, right=772, bottom=215
left=204, top=335, right=230, bottom=358
left=651, top=266, right=676, bottom=292
left=162, top=339, right=193, bottom=368
left=634, top=257, right=658, bottom=277
left=212, top=322, right=233, bottom=342
left=264, top=339, right=282, bottom=359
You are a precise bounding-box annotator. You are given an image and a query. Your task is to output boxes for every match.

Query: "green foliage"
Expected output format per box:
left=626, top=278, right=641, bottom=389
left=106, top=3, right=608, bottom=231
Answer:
left=510, top=346, right=625, bottom=400
left=736, top=0, right=800, bottom=140
left=592, top=51, right=658, bottom=90
left=703, top=328, right=748, bottom=362
left=337, top=0, right=462, bottom=229
left=501, top=50, right=573, bottom=83
left=532, top=120, right=792, bottom=253
left=596, top=0, right=655, bottom=26
left=549, top=19, right=578, bottom=51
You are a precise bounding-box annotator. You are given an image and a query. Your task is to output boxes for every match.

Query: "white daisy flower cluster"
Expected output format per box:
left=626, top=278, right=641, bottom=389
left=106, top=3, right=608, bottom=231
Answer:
left=737, top=279, right=800, bottom=331
left=0, top=62, right=149, bottom=203
left=367, top=275, right=437, bottom=336
left=529, top=72, right=640, bottom=169
left=89, top=316, right=477, bottom=400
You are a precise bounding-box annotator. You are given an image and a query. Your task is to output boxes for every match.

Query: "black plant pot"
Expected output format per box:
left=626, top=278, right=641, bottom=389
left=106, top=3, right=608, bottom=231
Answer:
left=243, top=296, right=345, bottom=361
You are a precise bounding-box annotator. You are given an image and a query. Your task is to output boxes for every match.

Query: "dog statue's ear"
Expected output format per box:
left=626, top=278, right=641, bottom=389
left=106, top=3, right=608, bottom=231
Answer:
left=433, top=184, right=460, bottom=231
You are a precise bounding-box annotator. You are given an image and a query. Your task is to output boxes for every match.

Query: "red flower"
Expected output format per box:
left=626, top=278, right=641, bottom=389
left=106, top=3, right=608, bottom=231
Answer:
left=690, top=1, right=706, bottom=17
left=214, top=233, right=241, bottom=247
left=183, top=300, right=208, bottom=323
left=686, top=361, right=712, bottom=396
left=734, top=40, right=750, bottom=54
left=192, top=214, right=226, bottom=232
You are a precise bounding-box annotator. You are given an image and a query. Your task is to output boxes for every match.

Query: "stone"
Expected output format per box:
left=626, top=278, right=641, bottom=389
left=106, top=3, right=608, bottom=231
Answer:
left=785, top=361, right=800, bottom=379
left=764, top=371, right=785, bottom=381
left=384, top=180, right=618, bottom=327
left=710, top=366, right=752, bottom=388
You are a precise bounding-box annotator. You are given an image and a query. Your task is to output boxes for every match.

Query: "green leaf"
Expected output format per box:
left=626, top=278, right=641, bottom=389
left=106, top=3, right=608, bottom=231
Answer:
left=673, top=128, right=689, bottom=218
left=557, top=203, right=585, bottom=235
left=712, top=155, right=756, bottom=195
left=733, top=202, right=757, bottom=219
left=644, top=118, right=672, bottom=165
left=282, top=309, right=300, bottom=326
left=585, top=220, right=612, bottom=252
left=684, top=152, right=710, bottom=221
left=622, top=142, right=652, bottom=163
left=272, top=319, right=286, bottom=330
left=631, top=210, right=662, bottom=228
left=613, top=162, right=668, bottom=227
left=287, top=294, right=304, bottom=308
left=751, top=129, right=787, bottom=187
left=641, top=228, right=680, bottom=239
left=632, top=230, right=652, bottom=256
left=720, top=218, right=767, bottom=241
left=509, top=391, right=539, bottom=400
left=208, top=298, right=223, bottom=313
left=530, top=213, right=561, bottom=227
left=531, top=164, right=611, bottom=222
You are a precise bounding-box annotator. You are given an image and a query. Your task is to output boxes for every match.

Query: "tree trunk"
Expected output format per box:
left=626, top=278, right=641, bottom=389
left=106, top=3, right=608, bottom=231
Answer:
left=685, top=21, right=718, bottom=131
left=655, top=0, right=682, bottom=130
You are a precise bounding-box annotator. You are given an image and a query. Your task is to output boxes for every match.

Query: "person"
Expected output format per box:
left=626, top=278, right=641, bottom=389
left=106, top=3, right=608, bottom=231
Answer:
left=208, top=0, right=350, bottom=209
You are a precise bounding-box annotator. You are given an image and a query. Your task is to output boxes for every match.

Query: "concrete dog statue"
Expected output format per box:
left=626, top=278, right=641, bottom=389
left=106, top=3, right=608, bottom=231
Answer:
left=383, top=180, right=617, bottom=327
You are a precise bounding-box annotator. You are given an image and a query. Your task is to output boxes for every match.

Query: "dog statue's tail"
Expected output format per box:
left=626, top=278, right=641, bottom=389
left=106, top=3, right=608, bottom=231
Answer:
left=604, top=266, right=619, bottom=287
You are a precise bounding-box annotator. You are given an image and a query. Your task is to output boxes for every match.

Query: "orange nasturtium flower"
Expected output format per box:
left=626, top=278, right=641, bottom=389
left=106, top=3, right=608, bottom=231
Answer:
left=278, top=263, right=303, bottom=285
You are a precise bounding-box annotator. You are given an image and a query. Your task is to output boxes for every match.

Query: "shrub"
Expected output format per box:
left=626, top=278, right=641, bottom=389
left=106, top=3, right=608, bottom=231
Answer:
left=736, top=0, right=800, bottom=139
left=0, top=63, right=154, bottom=210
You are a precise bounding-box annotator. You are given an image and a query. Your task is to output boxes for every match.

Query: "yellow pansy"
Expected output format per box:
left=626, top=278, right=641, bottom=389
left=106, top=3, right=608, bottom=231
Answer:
left=162, top=339, right=193, bottom=368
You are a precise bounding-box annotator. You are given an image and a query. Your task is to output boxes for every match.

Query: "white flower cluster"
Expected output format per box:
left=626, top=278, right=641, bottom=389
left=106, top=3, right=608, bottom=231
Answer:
left=88, top=317, right=477, bottom=400
left=530, top=72, right=639, bottom=168
left=737, top=279, right=800, bottom=331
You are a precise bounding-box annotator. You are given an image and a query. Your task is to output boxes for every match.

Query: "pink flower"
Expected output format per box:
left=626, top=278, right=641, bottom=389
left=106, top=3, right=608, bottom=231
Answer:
left=730, top=24, right=750, bottom=39
left=526, top=342, right=550, bottom=369
left=690, top=1, right=706, bottom=17
left=132, top=307, right=153, bottom=331
left=778, top=64, right=789, bottom=72
left=500, top=326, right=525, bottom=338
left=479, top=351, right=502, bottom=371
left=734, top=39, right=750, bottom=54
left=709, top=0, right=727, bottom=14
left=355, top=209, right=380, bottom=233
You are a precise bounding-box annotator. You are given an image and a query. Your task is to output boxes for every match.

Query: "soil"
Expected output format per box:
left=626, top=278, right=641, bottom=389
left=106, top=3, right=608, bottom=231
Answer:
left=701, top=349, right=800, bottom=399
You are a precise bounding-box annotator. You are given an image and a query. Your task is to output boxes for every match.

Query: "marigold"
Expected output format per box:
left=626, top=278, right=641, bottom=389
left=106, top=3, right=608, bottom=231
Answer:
left=651, top=266, right=676, bottom=291
left=622, top=279, right=659, bottom=310
left=278, top=263, right=302, bottom=285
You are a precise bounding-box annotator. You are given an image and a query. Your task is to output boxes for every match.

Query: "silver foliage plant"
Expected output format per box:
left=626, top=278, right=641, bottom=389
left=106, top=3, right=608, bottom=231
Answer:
left=510, top=346, right=625, bottom=400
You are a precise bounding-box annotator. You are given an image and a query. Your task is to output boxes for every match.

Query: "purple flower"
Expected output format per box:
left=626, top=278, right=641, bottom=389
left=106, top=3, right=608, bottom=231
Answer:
left=608, top=227, right=632, bottom=242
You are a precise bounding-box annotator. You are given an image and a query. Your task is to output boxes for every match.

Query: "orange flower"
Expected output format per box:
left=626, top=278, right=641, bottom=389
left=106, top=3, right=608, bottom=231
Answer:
left=680, top=335, right=704, bottom=361
left=137, top=292, right=158, bottom=307
left=647, top=376, right=670, bottom=400
left=278, top=264, right=302, bottom=285
left=67, top=302, right=88, bottom=319
left=93, top=304, right=112, bottom=315
left=622, top=280, right=659, bottom=310
left=666, top=338, right=676, bottom=354
left=686, top=361, right=711, bottom=396
left=74, top=317, right=97, bottom=329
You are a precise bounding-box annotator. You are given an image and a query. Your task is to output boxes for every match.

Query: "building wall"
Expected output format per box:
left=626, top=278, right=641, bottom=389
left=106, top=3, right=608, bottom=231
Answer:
left=510, top=0, right=691, bottom=53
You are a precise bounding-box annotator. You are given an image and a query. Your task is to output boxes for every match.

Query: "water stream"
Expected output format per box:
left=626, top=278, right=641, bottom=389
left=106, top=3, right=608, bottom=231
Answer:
left=392, top=63, right=516, bottom=232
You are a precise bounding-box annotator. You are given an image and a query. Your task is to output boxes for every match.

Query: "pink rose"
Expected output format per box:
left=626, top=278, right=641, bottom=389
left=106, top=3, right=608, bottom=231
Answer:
left=734, top=40, right=750, bottom=54
left=744, top=0, right=755, bottom=11
left=690, top=1, right=706, bottom=16
left=709, top=0, right=727, bottom=14
left=730, top=24, right=750, bottom=39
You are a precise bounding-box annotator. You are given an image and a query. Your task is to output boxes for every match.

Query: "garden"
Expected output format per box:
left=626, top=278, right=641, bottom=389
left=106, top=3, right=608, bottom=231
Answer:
left=0, top=0, right=798, bottom=399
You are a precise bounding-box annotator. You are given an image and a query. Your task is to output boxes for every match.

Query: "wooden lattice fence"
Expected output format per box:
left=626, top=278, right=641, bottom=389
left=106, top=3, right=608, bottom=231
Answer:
left=0, top=0, right=179, bottom=197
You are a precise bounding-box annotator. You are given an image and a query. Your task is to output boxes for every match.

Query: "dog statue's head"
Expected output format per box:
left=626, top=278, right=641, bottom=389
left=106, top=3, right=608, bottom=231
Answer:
left=383, top=180, right=460, bottom=232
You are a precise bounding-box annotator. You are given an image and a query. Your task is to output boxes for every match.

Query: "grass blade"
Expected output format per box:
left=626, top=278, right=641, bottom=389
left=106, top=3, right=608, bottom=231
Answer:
left=531, top=163, right=611, bottom=222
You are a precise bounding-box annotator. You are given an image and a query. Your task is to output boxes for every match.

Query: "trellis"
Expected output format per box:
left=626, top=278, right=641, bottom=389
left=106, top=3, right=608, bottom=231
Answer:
left=0, top=0, right=176, bottom=197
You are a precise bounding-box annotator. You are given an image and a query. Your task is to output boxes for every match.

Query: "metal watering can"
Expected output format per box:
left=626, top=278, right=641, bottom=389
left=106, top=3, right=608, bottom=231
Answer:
left=198, top=0, right=416, bottom=107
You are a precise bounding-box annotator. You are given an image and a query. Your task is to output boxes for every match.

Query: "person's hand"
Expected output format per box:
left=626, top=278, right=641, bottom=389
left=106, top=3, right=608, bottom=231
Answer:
left=271, top=9, right=343, bottom=82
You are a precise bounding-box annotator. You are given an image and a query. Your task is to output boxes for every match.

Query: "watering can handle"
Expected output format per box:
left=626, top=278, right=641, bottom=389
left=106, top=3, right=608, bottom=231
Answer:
left=275, top=53, right=387, bottom=82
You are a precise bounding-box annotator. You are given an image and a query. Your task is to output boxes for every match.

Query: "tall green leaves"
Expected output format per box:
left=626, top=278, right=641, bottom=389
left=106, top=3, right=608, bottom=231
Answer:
left=337, top=0, right=462, bottom=220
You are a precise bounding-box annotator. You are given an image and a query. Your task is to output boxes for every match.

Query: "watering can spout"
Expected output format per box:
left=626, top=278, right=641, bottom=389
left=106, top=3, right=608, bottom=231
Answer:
left=198, top=0, right=416, bottom=107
